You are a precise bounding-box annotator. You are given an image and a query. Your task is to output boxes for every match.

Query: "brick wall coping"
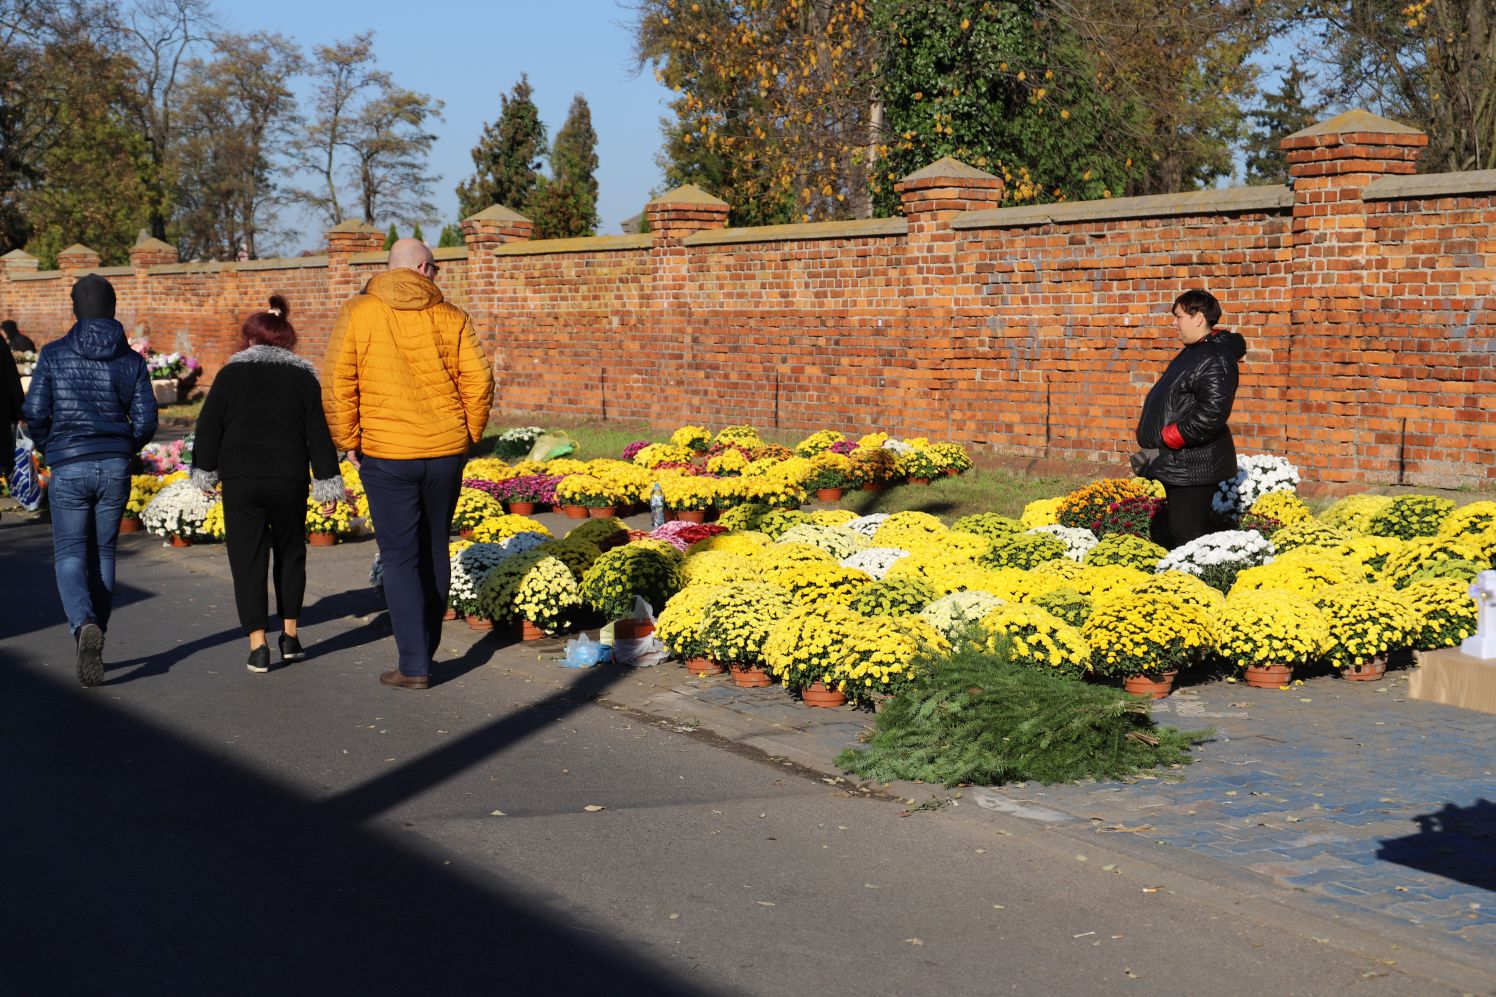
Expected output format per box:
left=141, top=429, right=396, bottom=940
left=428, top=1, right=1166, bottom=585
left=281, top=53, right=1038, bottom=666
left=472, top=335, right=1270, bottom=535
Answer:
left=953, top=184, right=1292, bottom=229
left=493, top=234, right=652, bottom=257
left=1363, top=168, right=1496, bottom=201
left=239, top=255, right=327, bottom=272
left=684, top=216, right=907, bottom=247
left=350, top=246, right=470, bottom=266
left=349, top=251, right=389, bottom=266
left=434, top=246, right=469, bottom=261
left=11, top=270, right=62, bottom=281
left=78, top=266, right=134, bottom=277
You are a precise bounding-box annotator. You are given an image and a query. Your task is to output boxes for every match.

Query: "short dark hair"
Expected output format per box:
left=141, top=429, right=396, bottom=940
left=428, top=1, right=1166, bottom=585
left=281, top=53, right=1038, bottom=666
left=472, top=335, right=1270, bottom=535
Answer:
left=1172, top=289, right=1221, bottom=328
left=0, top=320, right=17, bottom=338
left=241, top=294, right=296, bottom=350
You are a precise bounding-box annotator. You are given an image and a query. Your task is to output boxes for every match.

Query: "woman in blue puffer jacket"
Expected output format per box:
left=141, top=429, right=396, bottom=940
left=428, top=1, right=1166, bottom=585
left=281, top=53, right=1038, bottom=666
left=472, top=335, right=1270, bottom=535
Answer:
left=22, top=274, right=157, bottom=687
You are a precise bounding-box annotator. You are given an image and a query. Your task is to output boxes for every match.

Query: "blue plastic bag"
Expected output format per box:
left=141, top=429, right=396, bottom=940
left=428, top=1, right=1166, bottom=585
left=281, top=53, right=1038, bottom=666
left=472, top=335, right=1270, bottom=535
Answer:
left=10, top=424, right=42, bottom=511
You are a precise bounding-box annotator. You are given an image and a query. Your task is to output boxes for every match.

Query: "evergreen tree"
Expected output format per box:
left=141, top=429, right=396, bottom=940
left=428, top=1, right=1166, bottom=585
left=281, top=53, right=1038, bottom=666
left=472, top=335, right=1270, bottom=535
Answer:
left=529, top=94, right=600, bottom=239
left=456, top=73, right=547, bottom=218
left=383, top=222, right=398, bottom=249
left=437, top=223, right=463, bottom=248
left=1244, top=61, right=1323, bottom=186
left=412, top=222, right=425, bottom=242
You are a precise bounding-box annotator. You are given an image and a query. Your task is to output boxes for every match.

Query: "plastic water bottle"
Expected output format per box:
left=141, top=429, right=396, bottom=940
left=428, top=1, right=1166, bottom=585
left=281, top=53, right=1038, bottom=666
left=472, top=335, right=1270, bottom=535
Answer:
left=649, top=483, right=665, bottom=529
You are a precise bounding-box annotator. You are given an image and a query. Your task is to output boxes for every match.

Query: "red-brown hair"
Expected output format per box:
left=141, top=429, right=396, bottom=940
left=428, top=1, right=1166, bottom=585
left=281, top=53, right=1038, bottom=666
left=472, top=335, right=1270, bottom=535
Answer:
left=241, top=294, right=296, bottom=349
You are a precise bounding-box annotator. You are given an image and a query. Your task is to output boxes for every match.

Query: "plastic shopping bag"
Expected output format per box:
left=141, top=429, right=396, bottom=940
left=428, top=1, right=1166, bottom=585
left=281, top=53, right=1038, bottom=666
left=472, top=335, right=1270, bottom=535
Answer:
left=526, top=431, right=578, bottom=463
left=10, top=424, right=42, bottom=511
left=561, top=633, right=607, bottom=669
left=612, top=597, right=669, bottom=667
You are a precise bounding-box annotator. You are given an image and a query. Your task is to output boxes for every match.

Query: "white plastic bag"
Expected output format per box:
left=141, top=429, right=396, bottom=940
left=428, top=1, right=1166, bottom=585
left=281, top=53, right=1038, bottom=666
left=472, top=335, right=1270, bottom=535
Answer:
left=10, top=424, right=42, bottom=511
left=611, top=597, right=669, bottom=666
left=561, top=633, right=606, bottom=669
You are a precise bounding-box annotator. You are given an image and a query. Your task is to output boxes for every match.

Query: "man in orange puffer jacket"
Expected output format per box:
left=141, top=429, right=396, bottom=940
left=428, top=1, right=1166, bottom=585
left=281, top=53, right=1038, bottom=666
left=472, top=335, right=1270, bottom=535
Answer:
left=323, top=238, right=494, bottom=689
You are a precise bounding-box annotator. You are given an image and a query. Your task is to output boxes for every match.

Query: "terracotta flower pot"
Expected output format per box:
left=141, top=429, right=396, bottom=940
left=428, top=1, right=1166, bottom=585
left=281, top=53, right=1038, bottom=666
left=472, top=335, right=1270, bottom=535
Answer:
left=563, top=505, right=589, bottom=519
left=169, top=534, right=192, bottom=548
left=862, top=482, right=886, bottom=493
left=442, top=607, right=458, bottom=621
left=729, top=664, right=773, bottom=688
left=815, top=488, right=844, bottom=503
left=518, top=619, right=546, bottom=642
left=308, top=532, right=336, bottom=547
left=615, top=618, right=655, bottom=641
left=908, top=477, right=932, bottom=486
left=683, top=656, right=724, bottom=676
left=1244, top=663, right=1293, bottom=689
left=802, top=681, right=847, bottom=708
left=675, top=509, right=707, bottom=523
left=588, top=506, right=618, bottom=519
left=1123, top=670, right=1177, bottom=699
left=508, top=501, right=537, bottom=516
left=458, top=528, right=475, bottom=540
left=1342, top=656, right=1388, bottom=682
left=466, top=614, right=494, bottom=631
left=944, top=468, right=960, bottom=477
left=549, top=504, right=564, bottom=514
left=119, top=516, right=143, bottom=534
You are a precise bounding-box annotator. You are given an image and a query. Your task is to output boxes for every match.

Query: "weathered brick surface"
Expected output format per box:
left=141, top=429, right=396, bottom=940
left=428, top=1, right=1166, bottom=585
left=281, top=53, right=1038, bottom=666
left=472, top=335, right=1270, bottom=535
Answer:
left=3, top=115, right=1491, bottom=486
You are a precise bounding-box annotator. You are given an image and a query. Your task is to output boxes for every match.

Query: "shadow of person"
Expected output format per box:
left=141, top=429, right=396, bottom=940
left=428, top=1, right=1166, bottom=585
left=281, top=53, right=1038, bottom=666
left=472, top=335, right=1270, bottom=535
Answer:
left=1375, top=799, right=1496, bottom=892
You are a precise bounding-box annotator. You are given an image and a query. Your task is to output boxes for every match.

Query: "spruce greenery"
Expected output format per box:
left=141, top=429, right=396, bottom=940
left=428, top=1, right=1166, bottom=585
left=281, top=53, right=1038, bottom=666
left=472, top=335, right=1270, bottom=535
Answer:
left=1244, top=61, right=1322, bottom=186
left=837, top=642, right=1209, bottom=787
left=383, top=223, right=399, bottom=249
left=437, top=223, right=463, bottom=248
left=457, top=73, right=547, bottom=218
left=530, top=94, right=600, bottom=239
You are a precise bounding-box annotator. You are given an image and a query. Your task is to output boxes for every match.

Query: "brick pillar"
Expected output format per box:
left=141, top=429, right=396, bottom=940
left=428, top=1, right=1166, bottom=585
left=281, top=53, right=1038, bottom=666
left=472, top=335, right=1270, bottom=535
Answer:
left=895, top=158, right=1004, bottom=442
left=461, top=204, right=533, bottom=252
left=1284, top=109, right=1427, bottom=483
left=56, top=243, right=102, bottom=273
left=129, top=228, right=179, bottom=270
left=645, top=185, right=729, bottom=426
left=0, top=249, right=39, bottom=279
left=326, top=219, right=384, bottom=260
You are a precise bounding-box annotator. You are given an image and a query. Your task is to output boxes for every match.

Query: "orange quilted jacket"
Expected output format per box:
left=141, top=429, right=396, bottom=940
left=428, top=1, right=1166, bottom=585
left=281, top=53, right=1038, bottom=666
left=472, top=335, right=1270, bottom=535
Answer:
left=322, top=269, right=494, bottom=460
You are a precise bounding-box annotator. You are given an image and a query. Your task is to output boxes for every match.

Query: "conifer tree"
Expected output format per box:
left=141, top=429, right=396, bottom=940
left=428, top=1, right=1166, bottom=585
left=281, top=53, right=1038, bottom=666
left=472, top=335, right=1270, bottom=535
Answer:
left=529, top=94, right=600, bottom=239
left=412, top=222, right=425, bottom=242
left=456, top=73, right=547, bottom=218
left=437, top=223, right=463, bottom=248
left=1243, top=61, right=1323, bottom=186
left=383, top=222, right=398, bottom=249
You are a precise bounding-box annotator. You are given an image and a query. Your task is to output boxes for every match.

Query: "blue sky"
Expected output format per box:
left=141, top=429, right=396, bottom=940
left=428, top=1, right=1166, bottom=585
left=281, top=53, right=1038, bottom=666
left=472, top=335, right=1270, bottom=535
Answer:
left=222, top=1, right=673, bottom=252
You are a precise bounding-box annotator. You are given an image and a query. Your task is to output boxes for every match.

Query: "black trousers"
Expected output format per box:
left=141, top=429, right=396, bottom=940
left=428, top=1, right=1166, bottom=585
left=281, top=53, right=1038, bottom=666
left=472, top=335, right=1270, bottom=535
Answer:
left=223, top=477, right=308, bottom=633
left=1154, top=483, right=1217, bottom=551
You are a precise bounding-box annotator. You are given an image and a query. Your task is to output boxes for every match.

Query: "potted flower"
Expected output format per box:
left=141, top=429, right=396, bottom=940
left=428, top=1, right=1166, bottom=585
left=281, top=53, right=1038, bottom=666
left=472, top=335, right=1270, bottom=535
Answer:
left=1082, top=591, right=1212, bottom=697
left=495, top=474, right=557, bottom=516
left=1401, top=577, right=1479, bottom=652
left=555, top=474, right=614, bottom=519
left=1083, top=533, right=1168, bottom=572
left=492, top=425, right=546, bottom=461
left=977, top=603, right=1092, bottom=678
left=918, top=591, right=1006, bottom=648
left=762, top=605, right=861, bottom=705
left=852, top=446, right=899, bottom=492
left=670, top=425, right=713, bottom=453
left=896, top=446, right=942, bottom=485
left=122, top=474, right=167, bottom=533
left=449, top=541, right=509, bottom=628
left=660, top=475, right=716, bottom=523
left=140, top=479, right=215, bottom=545
left=1156, top=530, right=1275, bottom=594
left=478, top=551, right=583, bottom=638
left=834, top=615, right=950, bottom=707
left=452, top=487, right=503, bottom=537
left=697, top=582, right=798, bottom=682
left=655, top=584, right=725, bottom=675
left=766, top=561, right=872, bottom=609
left=1313, top=583, right=1421, bottom=681
left=793, top=429, right=846, bottom=458
left=929, top=442, right=973, bottom=477
left=1091, top=495, right=1166, bottom=539
left=579, top=542, right=684, bottom=634
left=1367, top=495, right=1456, bottom=540
left=805, top=452, right=854, bottom=503
left=1212, top=590, right=1331, bottom=687
left=305, top=496, right=352, bottom=546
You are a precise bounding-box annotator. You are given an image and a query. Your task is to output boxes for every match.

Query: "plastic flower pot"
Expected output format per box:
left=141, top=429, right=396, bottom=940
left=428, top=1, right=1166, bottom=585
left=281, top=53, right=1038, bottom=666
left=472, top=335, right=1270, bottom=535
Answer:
left=119, top=517, right=143, bottom=534
left=801, top=681, right=847, bottom=708
left=729, top=664, right=772, bottom=688
left=1341, top=656, right=1388, bottom=682
left=466, top=614, right=494, bottom=631
left=862, top=482, right=886, bottom=493
left=1244, top=663, right=1293, bottom=689
left=563, top=505, right=589, bottom=519
left=1122, top=671, right=1177, bottom=699
left=615, top=619, right=655, bottom=641
left=815, top=488, right=844, bottom=503
left=518, top=619, right=546, bottom=642
left=508, top=502, right=537, bottom=516
left=683, top=657, right=724, bottom=676
left=308, top=532, right=336, bottom=547
left=587, top=506, right=618, bottom=519
left=675, top=509, right=707, bottom=523
left=908, top=477, right=932, bottom=486
left=170, top=535, right=192, bottom=548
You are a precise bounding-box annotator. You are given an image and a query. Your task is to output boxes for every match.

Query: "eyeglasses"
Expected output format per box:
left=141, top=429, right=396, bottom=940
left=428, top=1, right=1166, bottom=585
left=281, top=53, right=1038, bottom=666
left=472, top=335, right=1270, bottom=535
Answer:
left=422, top=261, right=441, bottom=277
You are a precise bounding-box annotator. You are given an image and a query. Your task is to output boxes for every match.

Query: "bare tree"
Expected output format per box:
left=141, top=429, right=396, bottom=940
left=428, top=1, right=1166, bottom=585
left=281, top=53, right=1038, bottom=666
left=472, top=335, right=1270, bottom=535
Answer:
left=343, top=85, right=442, bottom=227
left=286, top=32, right=383, bottom=226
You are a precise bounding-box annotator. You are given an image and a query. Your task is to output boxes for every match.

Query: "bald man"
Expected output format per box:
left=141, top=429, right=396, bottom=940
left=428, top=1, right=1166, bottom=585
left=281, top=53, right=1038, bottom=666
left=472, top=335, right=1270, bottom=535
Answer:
left=323, top=238, right=494, bottom=690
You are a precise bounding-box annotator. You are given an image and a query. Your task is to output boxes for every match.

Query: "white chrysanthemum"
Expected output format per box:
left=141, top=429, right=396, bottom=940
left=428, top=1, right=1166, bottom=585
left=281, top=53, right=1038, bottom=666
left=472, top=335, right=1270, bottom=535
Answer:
left=1028, top=524, right=1099, bottom=562
left=1213, top=454, right=1302, bottom=517
left=840, top=546, right=912, bottom=581
left=845, top=513, right=890, bottom=539
left=140, top=479, right=215, bottom=538
left=920, top=590, right=1006, bottom=643
left=1157, top=530, right=1276, bottom=576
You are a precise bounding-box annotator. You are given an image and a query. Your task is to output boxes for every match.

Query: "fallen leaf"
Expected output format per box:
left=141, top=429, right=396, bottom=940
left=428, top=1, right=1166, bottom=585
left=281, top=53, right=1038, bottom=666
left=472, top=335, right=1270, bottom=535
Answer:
left=1073, top=931, right=1095, bottom=938
left=489, top=809, right=506, bottom=816
left=1102, top=864, right=1119, bottom=873
left=864, top=883, right=878, bottom=889
left=584, top=805, right=606, bottom=813
left=1124, top=968, right=1141, bottom=979
left=669, top=913, right=680, bottom=920
left=992, top=904, right=1005, bottom=910
left=903, top=938, right=923, bottom=946
left=756, top=901, right=776, bottom=907
left=1142, top=886, right=1164, bottom=893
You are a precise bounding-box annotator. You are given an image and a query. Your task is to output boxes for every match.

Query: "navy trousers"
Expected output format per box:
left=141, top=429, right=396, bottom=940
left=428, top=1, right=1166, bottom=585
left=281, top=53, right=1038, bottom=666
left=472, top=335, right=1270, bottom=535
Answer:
left=360, top=454, right=465, bottom=677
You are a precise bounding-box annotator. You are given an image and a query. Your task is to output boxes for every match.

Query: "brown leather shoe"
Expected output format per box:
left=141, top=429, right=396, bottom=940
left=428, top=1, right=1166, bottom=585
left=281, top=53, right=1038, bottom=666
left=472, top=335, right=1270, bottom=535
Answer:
left=379, top=668, right=429, bottom=690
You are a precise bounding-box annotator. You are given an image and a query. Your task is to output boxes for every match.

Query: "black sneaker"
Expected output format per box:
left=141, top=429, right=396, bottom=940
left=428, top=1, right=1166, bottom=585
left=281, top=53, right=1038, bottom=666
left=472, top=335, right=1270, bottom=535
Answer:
left=247, top=645, right=271, bottom=673
left=278, top=633, right=305, bottom=663
left=76, top=622, right=104, bottom=688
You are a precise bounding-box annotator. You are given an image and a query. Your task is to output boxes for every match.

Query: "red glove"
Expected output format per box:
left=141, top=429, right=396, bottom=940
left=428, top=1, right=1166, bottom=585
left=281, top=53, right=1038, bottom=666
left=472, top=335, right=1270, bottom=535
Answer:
left=1162, top=424, right=1186, bottom=450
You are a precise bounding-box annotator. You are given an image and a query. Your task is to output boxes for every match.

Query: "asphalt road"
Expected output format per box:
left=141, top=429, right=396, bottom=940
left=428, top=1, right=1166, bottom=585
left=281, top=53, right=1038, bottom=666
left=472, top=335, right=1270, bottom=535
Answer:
left=0, top=513, right=1484, bottom=996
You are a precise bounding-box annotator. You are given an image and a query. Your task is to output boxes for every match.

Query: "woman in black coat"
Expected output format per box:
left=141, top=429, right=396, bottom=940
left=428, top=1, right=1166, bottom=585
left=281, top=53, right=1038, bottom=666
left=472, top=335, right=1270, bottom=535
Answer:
left=1135, top=289, right=1247, bottom=549
left=192, top=296, right=344, bottom=673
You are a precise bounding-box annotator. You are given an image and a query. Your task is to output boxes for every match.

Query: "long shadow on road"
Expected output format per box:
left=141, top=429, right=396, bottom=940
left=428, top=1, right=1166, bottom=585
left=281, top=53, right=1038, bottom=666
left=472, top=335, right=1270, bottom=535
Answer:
left=0, top=651, right=705, bottom=996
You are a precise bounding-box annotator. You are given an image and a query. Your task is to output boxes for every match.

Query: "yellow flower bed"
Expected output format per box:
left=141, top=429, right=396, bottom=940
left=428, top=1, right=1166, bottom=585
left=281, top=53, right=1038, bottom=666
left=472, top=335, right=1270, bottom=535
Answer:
left=1212, top=590, right=1331, bottom=669
left=1318, top=494, right=1394, bottom=534
left=1249, top=490, right=1312, bottom=525
left=470, top=514, right=551, bottom=544
left=1313, top=583, right=1420, bottom=670
left=1020, top=497, right=1063, bottom=528
left=1084, top=591, right=1212, bottom=678
left=978, top=603, right=1092, bottom=675
left=765, top=562, right=872, bottom=607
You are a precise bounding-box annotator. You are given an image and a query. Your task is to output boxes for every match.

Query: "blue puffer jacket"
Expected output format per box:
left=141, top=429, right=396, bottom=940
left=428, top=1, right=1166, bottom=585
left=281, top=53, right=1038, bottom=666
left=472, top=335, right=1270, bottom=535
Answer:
left=22, top=318, right=158, bottom=467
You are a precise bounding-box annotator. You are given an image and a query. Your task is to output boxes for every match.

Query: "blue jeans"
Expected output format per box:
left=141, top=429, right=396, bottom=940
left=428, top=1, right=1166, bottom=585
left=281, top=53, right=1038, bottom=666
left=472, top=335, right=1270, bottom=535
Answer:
left=48, top=457, right=131, bottom=636
left=361, top=454, right=465, bottom=677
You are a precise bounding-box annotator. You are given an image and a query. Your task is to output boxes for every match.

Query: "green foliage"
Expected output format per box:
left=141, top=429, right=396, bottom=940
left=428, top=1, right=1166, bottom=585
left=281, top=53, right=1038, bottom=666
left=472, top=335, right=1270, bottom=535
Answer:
left=1368, top=495, right=1456, bottom=539
left=457, top=73, right=547, bottom=218
left=848, top=578, right=937, bottom=617
left=870, top=0, right=1141, bottom=212
left=982, top=532, right=1067, bottom=570
left=836, top=643, right=1208, bottom=787
left=1033, top=588, right=1092, bottom=629
left=437, top=223, right=463, bottom=248
left=412, top=222, right=425, bottom=242
left=530, top=94, right=600, bottom=239
left=1243, top=60, right=1323, bottom=186
left=384, top=223, right=399, bottom=249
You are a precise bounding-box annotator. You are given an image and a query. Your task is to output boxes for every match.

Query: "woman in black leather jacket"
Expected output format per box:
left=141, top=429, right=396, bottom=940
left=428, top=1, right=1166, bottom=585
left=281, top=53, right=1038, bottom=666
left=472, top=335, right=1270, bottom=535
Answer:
left=1135, top=290, right=1246, bottom=549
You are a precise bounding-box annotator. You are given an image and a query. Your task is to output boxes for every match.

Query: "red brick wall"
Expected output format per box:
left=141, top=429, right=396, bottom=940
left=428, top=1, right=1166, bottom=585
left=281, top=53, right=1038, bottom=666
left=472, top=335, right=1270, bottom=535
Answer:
left=4, top=119, right=1491, bottom=487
